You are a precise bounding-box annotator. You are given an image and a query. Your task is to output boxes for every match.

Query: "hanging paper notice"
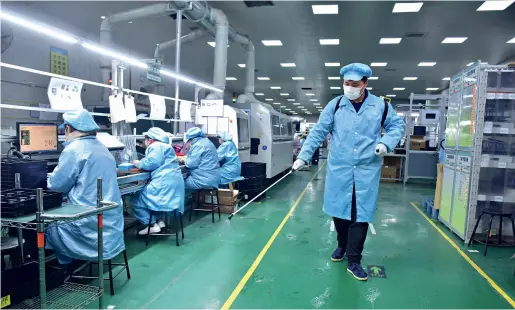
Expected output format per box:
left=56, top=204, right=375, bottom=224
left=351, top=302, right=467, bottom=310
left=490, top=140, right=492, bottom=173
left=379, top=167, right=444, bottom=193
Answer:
left=38, top=103, right=58, bottom=121
left=47, top=77, right=83, bottom=111
left=124, top=95, right=137, bottom=123
left=179, top=101, right=192, bottom=121
left=199, top=99, right=223, bottom=117
left=108, top=95, right=126, bottom=123
left=149, top=95, right=166, bottom=119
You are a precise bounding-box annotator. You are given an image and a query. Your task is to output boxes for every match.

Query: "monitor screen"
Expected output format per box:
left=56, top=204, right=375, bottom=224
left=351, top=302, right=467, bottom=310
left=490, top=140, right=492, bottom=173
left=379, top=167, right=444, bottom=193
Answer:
left=17, top=123, right=58, bottom=153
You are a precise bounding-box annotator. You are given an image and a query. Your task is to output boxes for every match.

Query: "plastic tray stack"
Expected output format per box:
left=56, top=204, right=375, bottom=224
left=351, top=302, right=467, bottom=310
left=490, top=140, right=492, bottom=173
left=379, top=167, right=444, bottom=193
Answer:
left=1, top=158, right=48, bottom=190
left=0, top=188, right=62, bottom=218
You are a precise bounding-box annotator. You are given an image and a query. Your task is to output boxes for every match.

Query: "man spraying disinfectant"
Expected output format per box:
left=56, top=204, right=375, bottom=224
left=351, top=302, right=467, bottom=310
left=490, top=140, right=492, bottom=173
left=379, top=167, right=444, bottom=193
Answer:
left=292, top=63, right=404, bottom=281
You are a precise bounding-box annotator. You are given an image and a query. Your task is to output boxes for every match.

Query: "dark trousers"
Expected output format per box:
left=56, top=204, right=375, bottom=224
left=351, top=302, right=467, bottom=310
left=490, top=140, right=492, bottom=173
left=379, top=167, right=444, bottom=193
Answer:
left=333, top=185, right=369, bottom=264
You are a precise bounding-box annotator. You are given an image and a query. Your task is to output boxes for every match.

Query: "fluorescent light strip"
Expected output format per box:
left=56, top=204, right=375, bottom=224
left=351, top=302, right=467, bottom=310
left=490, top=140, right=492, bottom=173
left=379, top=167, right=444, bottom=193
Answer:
left=292, top=77, right=305, bottom=80
left=403, top=77, right=418, bottom=80
left=508, top=37, right=515, bottom=43
left=293, top=103, right=300, bottom=105
left=320, top=39, right=340, bottom=45
left=366, top=87, right=373, bottom=90
left=426, top=88, right=439, bottom=91
left=238, top=64, right=246, bottom=68
left=467, top=62, right=474, bottom=66
left=312, top=4, right=338, bottom=14
left=477, top=0, right=514, bottom=11
left=305, top=93, right=315, bottom=96
left=418, top=62, right=437, bottom=66
left=371, top=62, right=387, bottom=67
left=386, top=94, right=397, bottom=97
left=273, top=103, right=281, bottom=105
left=325, top=62, right=340, bottom=67
left=330, top=86, right=341, bottom=90
left=280, top=63, right=296, bottom=67
left=369, top=77, right=379, bottom=80
left=82, top=42, right=147, bottom=68
left=442, top=37, right=468, bottom=44
left=207, top=42, right=229, bottom=47
left=280, top=93, right=289, bottom=96
left=0, top=10, right=78, bottom=43
left=287, top=99, right=295, bottom=101
left=255, top=93, right=264, bottom=96
left=270, top=86, right=281, bottom=89
left=328, top=77, right=341, bottom=80
left=280, top=105, right=286, bottom=108
left=393, top=88, right=405, bottom=90
left=265, top=98, right=273, bottom=101
left=392, top=2, right=424, bottom=13
left=262, top=40, right=283, bottom=46
left=442, top=77, right=451, bottom=81
left=380, top=38, right=402, bottom=44
left=225, top=77, right=237, bottom=80
left=257, top=77, right=270, bottom=80
left=310, top=99, right=318, bottom=102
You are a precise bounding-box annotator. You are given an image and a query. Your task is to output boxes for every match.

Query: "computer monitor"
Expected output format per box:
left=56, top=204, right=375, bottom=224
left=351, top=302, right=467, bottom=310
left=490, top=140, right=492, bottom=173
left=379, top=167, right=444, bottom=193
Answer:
left=16, top=123, right=58, bottom=154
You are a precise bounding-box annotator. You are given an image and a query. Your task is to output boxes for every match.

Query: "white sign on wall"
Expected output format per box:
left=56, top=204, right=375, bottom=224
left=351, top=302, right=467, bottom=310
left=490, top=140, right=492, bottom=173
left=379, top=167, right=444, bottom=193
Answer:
left=47, top=77, right=83, bottom=111
left=199, top=99, right=223, bottom=117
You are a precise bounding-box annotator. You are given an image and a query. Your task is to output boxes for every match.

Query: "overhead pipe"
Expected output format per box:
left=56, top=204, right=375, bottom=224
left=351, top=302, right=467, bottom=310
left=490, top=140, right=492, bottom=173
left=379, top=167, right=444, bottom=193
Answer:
left=99, top=3, right=176, bottom=101
left=154, top=29, right=207, bottom=60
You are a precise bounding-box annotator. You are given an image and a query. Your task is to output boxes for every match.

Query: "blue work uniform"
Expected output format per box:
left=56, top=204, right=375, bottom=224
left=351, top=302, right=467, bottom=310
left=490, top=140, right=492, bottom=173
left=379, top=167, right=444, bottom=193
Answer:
left=131, top=141, right=185, bottom=224
left=217, top=140, right=241, bottom=184
left=298, top=92, right=405, bottom=222
left=184, top=137, right=221, bottom=190
left=46, top=136, right=125, bottom=264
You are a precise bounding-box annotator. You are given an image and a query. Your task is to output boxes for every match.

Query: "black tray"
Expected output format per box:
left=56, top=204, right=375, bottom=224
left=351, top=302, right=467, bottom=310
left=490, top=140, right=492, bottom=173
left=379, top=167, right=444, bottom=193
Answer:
left=0, top=188, right=62, bottom=218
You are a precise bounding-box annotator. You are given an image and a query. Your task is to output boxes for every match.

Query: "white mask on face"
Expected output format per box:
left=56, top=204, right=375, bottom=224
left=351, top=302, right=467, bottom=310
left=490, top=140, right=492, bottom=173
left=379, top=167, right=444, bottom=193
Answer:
left=343, top=85, right=363, bottom=101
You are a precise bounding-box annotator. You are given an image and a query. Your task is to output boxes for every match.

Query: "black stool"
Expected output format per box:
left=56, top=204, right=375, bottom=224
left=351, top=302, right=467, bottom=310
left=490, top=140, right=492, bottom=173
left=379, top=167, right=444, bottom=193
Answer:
left=145, top=210, right=184, bottom=247
left=72, top=249, right=131, bottom=296
left=189, top=189, right=220, bottom=223
left=468, top=210, right=515, bottom=256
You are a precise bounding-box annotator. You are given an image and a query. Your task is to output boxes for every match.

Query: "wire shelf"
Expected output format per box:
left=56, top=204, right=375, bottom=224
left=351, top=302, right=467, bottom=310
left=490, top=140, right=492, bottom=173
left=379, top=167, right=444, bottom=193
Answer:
left=12, top=282, right=102, bottom=309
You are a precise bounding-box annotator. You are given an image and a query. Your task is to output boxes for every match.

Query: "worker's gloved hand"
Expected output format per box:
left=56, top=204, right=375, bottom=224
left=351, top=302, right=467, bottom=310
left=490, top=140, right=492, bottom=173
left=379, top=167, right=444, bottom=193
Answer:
left=292, top=159, right=306, bottom=171
left=375, top=143, right=387, bottom=157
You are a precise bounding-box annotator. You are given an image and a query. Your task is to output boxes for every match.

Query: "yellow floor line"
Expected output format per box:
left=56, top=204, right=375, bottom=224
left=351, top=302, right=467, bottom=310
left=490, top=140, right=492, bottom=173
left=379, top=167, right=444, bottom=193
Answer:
left=410, top=202, right=515, bottom=308
left=221, top=161, right=327, bottom=309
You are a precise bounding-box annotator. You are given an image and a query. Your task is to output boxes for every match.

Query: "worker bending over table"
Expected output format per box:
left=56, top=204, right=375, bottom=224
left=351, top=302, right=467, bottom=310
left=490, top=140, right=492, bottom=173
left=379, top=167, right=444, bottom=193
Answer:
left=216, top=131, right=241, bottom=186
left=178, top=127, right=220, bottom=191
left=46, top=109, right=125, bottom=266
left=131, top=127, right=185, bottom=235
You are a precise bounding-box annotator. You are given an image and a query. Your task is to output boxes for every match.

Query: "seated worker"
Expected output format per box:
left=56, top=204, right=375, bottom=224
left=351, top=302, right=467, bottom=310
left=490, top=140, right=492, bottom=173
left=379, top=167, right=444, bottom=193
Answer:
left=131, top=128, right=185, bottom=235
left=46, top=109, right=124, bottom=265
left=216, top=131, right=241, bottom=185
left=179, top=127, right=220, bottom=190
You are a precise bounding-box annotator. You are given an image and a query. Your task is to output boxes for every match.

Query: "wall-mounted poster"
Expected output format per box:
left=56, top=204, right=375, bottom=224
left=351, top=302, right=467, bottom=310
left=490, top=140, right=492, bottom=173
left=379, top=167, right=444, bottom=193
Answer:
left=50, top=46, right=69, bottom=76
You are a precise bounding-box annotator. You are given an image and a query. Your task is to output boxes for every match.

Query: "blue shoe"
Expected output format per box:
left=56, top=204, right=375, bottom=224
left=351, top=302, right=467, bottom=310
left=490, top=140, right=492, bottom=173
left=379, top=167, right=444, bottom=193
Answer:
left=347, top=263, right=368, bottom=281
left=331, top=248, right=345, bottom=262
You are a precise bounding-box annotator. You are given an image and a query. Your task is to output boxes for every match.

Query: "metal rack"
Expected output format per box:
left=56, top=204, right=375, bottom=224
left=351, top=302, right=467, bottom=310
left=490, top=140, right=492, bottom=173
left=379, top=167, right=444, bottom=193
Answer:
left=437, top=62, right=515, bottom=242
left=403, top=94, right=447, bottom=184
left=0, top=178, right=119, bottom=309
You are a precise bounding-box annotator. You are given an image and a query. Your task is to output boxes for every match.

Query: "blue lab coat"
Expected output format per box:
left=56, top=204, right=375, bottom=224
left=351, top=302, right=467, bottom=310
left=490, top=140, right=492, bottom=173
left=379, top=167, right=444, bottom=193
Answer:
left=217, top=140, right=241, bottom=184
left=46, top=136, right=124, bottom=264
left=131, top=141, right=185, bottom=223
left=298, top=94, right=405, bottom=222
left=184, top=137, right=221, bottom=190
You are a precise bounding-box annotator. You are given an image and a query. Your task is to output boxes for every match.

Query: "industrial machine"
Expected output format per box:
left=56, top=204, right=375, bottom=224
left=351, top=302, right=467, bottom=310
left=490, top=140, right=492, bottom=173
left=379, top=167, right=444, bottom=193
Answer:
left=247, top=101, right=294, bottom=179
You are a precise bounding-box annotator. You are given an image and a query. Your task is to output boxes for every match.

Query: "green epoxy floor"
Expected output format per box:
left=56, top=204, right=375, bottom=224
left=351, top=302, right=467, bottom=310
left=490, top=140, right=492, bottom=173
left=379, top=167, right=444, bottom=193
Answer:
left=97, top=160, right=515, bottom=309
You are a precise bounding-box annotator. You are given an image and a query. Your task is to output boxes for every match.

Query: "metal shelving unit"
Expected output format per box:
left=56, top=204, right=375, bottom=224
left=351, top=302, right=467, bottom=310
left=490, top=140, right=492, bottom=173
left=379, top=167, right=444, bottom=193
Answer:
left=0, top=178, right=118, bottom=309
left=402, top=94, right=447, bottom=184
left=437, top=62, right=515, bottom=242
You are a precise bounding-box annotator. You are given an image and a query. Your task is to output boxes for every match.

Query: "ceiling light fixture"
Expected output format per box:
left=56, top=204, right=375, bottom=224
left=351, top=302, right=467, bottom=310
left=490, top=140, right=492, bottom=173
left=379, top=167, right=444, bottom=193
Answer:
left=257, top=77, right=270, bottom=80
left=366, top=87, right=373, bottom=90
left=369, top=77, right=379, bottom=80
left=442, top=77, right=451, bottom=81
left=312, top=4, right=339, bottom=14
left=426, top=87, right=439, bottom=91
left=273, top=102, right=281, bottom=105
left=403, top=77, right=418, bottom=80
left=392, top=2, right=424, bottom=13
left=292, top=77, right=305, bottom=80
left=298, top=106, right=305, bottom=108
left=310, top=99, right=318, bottom=102
left=293, top=103, right=300, bottom=105
left=467, top=62, right=474, bottom=66
left=393, top=87, right=406, bottom=90
left=371, top=62, right=387, bottom=67
left=225, top=77, right=237, bottom=80
left=270, top=86, right=281, bottom=89
left=380, top=38, right=402, bottom=44
left=325, top=62, right=340, bottom=67
left=507, top=37, right=515, bottom=43
left=442, top=37, right=468, bottom=44
left=238, top=64, right=246, bottom=68
left=285, top=108, right=291, bottom=111
left=330, top=86, right=341, bottom=90
left=328, top=76, right=341, bottom=80
left=418, top=62, right=436, bottom=66
left=320, top=39, right=340, bottom=45
left=0, top=10, right=78, bottom=44
left=255, top=93, right=264, bottom=96
left=280, top=63, right=296, bottom=67
left=477, top=0, right=514, bottom=11
left=305, top=93, right=315, bottom=96
left=265, top=98, right=273, bottom=101
left=100, top=16, right=106, bottom=19
left=262, top=40, right=283, bottom=46
left=207, top=42, right=215, bottom=47
left=386, top=94, right=397, bottom=97
left=280, top=93, right=289, bottom=96
left=287, top=99, right=295, bottom=101
left=128, top=21, right=133, bottom=24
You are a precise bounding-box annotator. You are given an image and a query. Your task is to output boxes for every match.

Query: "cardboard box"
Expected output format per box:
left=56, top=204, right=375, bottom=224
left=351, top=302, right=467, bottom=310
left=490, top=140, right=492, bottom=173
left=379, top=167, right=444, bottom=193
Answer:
left=410, top=135, right=426, bottom=150
left=434, top=164, right=444, bottom=210
left=381, top=165, right=399, bottom=182
left=198, top=189, right=240, bottom=213
left=383, top=156, right=402, bottom=169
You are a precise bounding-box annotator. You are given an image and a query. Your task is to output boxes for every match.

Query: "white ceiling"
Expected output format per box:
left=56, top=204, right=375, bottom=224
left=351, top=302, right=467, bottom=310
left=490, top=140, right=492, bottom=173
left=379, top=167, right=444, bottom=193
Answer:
left=8, top=1, right=515, bottom=115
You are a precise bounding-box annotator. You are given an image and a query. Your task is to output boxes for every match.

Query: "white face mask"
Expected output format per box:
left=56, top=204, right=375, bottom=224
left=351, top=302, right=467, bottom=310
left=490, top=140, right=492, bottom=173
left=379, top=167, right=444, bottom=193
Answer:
left=343, top=85, right=363, bottom=100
